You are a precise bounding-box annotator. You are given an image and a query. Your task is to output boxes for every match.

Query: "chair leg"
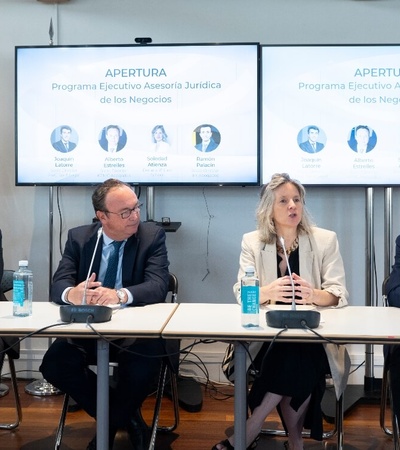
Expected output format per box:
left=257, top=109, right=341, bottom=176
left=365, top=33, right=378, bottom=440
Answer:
left=153, top=368, right=179, bottom=434
left=148, top=360, right=180, bottom=450
left=165, top=369, right=180, bottom=433
left=54, top=394, right=69, bottom=450
left=388, top=377, right=400, bottom=450
left=0, top=357, right=22, bottom=430
left=380, top=360, right=393, bottom=436
left=149, top=361, right=168, bottom=450
left=393, top=411, right=400, bottom=450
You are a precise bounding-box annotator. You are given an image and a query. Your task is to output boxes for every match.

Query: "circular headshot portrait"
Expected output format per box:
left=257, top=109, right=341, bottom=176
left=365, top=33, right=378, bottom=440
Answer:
left=297, top=125, right=326, bottom=154
left=150, top=124, right=171, bottom=153
left=51, top=125, right=78, bottom=153
left=98, top=124, right=127, bottom=153
left=347, top=125, right=377, bottom=154
left=193, top=124, right=221, bottom=153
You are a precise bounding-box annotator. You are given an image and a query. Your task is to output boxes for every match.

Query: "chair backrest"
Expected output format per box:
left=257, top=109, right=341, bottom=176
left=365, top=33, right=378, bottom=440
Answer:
left=168, top=273, right=178, bottom=303
left=382, top=275, right=390, bottom=306
left=0, top=270, right=14, bottom=301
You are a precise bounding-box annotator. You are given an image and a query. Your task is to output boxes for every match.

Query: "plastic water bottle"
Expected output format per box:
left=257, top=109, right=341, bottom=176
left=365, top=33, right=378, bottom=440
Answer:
left=241, top=265, right=259, bottom=327
left=13, top=260, right=33, bottom=317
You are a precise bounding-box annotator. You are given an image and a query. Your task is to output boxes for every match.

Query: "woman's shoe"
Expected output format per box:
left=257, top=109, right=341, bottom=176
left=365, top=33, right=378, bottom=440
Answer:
left=283, top=441, right=304, bottom=450
left=212, top=439, right=234, bottom=450
left=212, top=436, right=259, bottom=450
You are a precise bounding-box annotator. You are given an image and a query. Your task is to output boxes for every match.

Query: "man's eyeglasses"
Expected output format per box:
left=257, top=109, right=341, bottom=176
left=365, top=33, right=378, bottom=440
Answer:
left=105, top=203, right=143, bottom=219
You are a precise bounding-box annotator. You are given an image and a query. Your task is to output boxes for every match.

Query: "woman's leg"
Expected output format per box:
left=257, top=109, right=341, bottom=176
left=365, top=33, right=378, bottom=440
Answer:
left=214, top=392, right=283, bottom=449
left=279, top=395, right=311, bottom=450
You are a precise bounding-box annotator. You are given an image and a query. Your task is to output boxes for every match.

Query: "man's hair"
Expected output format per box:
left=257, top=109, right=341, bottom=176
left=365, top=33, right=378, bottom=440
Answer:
left=257, top=173, right=314, bottom=244
left=92, top=178, right=132, bottom=212
left=355, top=125, right=370, bottom=136
left=60, top=125, right=72, bottom=133
left=106, top=125, right=121, bottom=135
left=307, top=125, right=319, bottom=133
left=198, top=124, right=213, bottom=132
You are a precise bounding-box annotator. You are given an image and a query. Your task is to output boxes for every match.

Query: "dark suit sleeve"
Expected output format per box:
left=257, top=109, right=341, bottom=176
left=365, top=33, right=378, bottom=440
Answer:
left=0, top=230, right=3, bottom=285
left=387, top=235, right=400, bottom=307
left=50, top=224, right=102, bottom=304
left=0, top=229, right=6, bottom=302
left=123, top=223, right=169, bottom=306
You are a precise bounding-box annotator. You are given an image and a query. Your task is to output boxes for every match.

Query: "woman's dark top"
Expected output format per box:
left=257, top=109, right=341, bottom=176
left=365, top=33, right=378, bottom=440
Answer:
left=248, top=247, right=329, bottom=440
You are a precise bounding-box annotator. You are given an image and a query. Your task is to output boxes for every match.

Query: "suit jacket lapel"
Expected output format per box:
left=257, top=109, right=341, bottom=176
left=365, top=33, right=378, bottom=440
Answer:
left=86, top=232, right=103, bottom=279
left=121, top=235, right=138, bottom=284
left=260, top=234, right=314, bottom=283
left=298, top=233, right=313, bottom=280
left=260, top=243, right=277, bottom=284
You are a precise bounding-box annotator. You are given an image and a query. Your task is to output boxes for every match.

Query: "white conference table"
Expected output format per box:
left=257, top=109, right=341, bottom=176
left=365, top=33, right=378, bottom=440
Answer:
left=0, top=301, right=178, bottom=450
left=162, top=303, right=400, bottom=450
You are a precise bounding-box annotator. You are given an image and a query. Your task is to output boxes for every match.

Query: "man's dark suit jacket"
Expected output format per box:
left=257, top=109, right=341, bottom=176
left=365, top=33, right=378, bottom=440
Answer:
left=52, top=140, right=77, bottom=153
left=299, top=141, right=324, bottom=153
left=50, top=221, right=169, bottom=306
left=384, top=234, right=400, bottom=417
left=195, top=138, right=219, bottom=152
left=386, top=234, right=400, bottom=307
left=50, top=221, right=178, bottom=367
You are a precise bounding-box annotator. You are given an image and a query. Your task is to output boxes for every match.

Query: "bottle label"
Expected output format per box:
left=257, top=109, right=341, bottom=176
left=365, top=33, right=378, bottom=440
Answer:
left=241, top=286, right=259, bottom=314
left=13, top=280, right=25, bottom=306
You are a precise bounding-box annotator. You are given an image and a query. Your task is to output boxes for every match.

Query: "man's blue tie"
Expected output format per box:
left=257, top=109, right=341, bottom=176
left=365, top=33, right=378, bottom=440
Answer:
left=102, top=240, right=123, bottom=288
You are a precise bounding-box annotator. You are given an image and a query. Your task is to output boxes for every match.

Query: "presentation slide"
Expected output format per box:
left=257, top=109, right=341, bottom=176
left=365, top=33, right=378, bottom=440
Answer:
left=262, top=45, right=400, bottom=186
left=16, top=43, right=259, bottom=186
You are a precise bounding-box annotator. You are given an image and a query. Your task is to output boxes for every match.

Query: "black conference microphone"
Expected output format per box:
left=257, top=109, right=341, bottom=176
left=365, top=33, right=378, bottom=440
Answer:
left=279, top=236, right=297, bottom=311
left=59, top=227, right=113, bottom=323
left=265, top=236, right=320, bottom=329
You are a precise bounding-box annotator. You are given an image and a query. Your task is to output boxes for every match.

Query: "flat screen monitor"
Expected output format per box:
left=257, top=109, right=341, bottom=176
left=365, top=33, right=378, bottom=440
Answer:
left=15, top=43, right=260, bottom=186
left=262, top=44, right=400, bottom=186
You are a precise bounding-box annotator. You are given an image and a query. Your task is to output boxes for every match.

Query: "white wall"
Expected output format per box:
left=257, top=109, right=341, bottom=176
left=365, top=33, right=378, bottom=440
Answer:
left=2, top=0, right=400, bottom=383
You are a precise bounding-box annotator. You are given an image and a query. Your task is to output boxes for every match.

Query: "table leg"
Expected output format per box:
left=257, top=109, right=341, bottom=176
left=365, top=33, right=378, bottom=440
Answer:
left=97, top=339, right=109, bottom=450
left=234, top=341, right=248, bottom=450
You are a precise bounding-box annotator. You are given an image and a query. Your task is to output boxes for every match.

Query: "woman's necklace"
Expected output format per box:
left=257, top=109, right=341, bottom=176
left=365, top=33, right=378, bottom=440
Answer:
left=276, top=236, right=299, bottom=256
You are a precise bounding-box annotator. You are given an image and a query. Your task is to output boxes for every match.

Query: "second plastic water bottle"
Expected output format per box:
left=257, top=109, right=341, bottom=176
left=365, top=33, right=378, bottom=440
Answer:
left=241, top=265, right=259, bottom=327
left=13, top=260, right=33, bottom=317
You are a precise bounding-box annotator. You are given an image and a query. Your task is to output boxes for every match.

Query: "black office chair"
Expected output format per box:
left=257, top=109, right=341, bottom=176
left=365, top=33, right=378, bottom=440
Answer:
left=380, top=276, right=400, bottom=449
left=54, top=273, right=180, bottom=450
left=0, top=269, right=23, bottom=430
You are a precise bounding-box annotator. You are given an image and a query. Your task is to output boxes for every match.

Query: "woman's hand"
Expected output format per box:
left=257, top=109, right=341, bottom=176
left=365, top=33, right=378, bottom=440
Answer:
left=291, top=273, right=339, bottom=306
left=291, top=273, right=314, bottom=304
left=260, top=275, right=296, bottom=304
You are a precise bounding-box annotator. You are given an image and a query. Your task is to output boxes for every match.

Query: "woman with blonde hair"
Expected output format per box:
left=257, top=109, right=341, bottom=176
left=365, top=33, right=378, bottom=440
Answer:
left=213, top=173, right=349, bottom=450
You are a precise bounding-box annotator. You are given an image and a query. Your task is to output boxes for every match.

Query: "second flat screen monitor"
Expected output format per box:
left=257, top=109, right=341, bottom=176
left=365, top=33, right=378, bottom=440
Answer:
left=262, top=44, right=400, bottom=186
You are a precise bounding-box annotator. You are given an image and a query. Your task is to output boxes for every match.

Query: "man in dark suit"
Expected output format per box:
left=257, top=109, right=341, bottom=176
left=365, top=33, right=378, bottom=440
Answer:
left=348, top=125, right=375, bottom=154
left=195, top=124, right=220, bottom=152
left=52, top=125, right=77, bottom=153
left=99, top=125, right=126, bottom=152
left=384, top=234, right=400, bottom=422
left=299, top=125, right=325, bottom=153
left=40, top=179, right=170, bottom=450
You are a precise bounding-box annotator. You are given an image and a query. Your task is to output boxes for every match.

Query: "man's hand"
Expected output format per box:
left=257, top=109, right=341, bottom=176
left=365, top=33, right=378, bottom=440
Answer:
left=66, top=273, right=101, bottom=305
